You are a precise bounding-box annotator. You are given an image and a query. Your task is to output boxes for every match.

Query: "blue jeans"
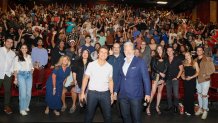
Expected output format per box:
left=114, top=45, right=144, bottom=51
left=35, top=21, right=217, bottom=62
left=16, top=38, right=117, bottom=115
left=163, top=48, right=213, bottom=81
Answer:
left=85, top=90, right=111, bottom=123
left=166, top=80, right=179, bottom=108
left=196, top=80, right=210, bottom=111
left=119, top=98, right=142, bottom=123
left=17, top=71, right=32, bottom=111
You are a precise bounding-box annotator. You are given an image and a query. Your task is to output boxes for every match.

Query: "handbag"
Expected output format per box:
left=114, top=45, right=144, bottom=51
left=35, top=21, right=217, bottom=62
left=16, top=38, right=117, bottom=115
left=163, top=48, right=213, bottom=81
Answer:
left=64, top=72, right=74, bottom=87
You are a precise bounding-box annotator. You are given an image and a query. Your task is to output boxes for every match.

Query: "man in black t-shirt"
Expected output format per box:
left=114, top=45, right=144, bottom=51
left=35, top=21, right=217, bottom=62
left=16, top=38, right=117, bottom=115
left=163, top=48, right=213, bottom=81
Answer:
left=165, top=47, right=183, bottom=113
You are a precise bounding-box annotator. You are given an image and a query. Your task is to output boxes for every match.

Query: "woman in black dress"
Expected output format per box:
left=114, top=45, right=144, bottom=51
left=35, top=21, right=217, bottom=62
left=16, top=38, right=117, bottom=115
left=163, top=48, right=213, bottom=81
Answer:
left=181, top=52, right=199, bottom=116
left=71, top=49, right=92, bottom=111
left=146, top=45, right=168, bottom=115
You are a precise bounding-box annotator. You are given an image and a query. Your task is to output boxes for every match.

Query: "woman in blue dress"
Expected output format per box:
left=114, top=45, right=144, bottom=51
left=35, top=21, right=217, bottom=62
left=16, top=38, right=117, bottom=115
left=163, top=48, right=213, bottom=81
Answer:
left=45, top=55, right=71, bottom=116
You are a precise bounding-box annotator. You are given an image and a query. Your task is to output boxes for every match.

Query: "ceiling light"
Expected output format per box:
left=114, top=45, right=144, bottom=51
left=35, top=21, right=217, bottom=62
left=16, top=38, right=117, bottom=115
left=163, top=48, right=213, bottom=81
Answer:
left=157, top=1, right=168, bottom=4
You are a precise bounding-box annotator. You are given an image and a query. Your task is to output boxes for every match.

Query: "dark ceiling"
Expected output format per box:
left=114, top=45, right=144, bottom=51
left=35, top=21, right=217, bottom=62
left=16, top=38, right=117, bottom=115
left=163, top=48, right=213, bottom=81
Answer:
left=13, top=0, right=204, bottom=12
left=112, top=0, right=204, bottom=12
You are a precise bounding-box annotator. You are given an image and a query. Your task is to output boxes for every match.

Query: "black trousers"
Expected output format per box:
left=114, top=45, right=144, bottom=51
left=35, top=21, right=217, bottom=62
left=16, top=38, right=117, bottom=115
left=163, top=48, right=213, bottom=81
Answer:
left=0, top=75, right=12, bottom=107
left=183, top=80, right=196, bottom=114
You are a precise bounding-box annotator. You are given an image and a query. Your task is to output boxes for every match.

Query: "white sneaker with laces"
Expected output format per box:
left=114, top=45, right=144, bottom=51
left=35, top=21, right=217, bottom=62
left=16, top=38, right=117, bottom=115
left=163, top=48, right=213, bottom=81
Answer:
left=201, top=111, right=208, bottom=120
left=20, top=110, right=28, bottom=116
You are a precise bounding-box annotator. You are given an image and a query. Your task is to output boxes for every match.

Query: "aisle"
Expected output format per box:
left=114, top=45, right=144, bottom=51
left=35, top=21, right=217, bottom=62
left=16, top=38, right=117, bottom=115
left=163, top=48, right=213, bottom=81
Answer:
left=0, top=97, right=218, bottom=123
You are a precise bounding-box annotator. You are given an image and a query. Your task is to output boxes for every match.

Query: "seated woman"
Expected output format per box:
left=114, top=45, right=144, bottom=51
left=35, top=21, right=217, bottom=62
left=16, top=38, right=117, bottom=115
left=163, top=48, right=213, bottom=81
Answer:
left=45, top=55, right=71, bottom=116
left=71, top=49, right=92, bottom=112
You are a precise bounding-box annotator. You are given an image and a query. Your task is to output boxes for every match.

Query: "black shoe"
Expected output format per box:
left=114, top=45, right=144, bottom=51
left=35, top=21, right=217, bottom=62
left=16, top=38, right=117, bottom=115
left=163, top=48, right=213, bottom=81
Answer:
left=174, top=107, right=178, bottom=113
left=164, top=107, right=173, bottom=111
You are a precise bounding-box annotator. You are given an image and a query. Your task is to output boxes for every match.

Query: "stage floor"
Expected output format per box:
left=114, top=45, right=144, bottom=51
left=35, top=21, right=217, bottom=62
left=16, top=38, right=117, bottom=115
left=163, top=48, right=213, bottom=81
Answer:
left=0, top=97, right=218, bottom=123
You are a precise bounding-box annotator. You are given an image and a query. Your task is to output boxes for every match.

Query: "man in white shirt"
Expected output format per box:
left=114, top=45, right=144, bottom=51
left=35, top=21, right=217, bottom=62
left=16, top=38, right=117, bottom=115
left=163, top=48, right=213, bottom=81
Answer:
left=80, top=46, right=114, bottom=123
left=0, top=38, right=16, bottom=114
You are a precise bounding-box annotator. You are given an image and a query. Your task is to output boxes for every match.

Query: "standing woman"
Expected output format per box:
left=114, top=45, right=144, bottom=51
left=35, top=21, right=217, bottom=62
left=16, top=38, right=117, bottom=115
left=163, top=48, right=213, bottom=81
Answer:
left=72, top=49, right=92, bottom=111
left=14, top=44, right=34, bottom=116
left=146, top=45, right=167, bottom=115
left=45, top=56, right=71, bottom=116
left=181, top=52, right=199, bottom=116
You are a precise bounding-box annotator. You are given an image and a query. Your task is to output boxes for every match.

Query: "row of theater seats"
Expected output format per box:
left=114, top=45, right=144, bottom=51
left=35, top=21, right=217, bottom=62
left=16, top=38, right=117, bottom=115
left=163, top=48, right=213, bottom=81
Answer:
left=0, top=69, right=218, bottom=102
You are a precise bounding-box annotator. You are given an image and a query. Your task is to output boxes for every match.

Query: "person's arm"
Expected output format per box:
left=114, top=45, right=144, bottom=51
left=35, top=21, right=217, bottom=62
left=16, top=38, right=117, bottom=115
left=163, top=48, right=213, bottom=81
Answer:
left=174, top=64, right=183, bottom=80
left=205, top=57, right=216, bottom=76
left=17, top=30, right=24, bottom=43
left=109, top=76, right=114, bottom=104
left=13, top=57, right=18, bottom=84
left=72, top=63, right=78, bottom=85
left=72, top=72, right=77, bottom=85
left=191, top=62, right=200, bottom=78
left=52, top=73, right=57, bottom=95
left=51, top=32, right=56, bottom=48
left=108, top=65, right=114, bottom=104
left=80, top=74, right=89, bottom=98
left=3, top=20, right=8, bottom=31
left=200, top=25, right=206, bottom=34
left=46, top=35, right=50, bottom=46
left=181, top=68, right=186, bottom=80
left=80, top=63, right=91, bottom=101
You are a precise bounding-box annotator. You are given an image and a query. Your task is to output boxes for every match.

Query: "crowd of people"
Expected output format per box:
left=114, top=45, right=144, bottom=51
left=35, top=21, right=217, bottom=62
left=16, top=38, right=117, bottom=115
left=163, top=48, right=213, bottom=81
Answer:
left=0, top=2, right=217, bottom=123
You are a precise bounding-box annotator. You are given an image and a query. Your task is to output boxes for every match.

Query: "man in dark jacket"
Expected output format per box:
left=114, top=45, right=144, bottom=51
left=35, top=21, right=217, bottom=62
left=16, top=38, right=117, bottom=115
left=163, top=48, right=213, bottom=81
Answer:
left=108, top=43, right=124, bottom=91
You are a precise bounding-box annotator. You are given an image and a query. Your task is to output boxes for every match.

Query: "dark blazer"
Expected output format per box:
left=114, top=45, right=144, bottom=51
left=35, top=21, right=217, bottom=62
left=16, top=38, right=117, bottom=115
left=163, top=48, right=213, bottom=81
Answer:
left=107, top=54, right=125, bottom=89
left=115, top=56, right=151, bottom=100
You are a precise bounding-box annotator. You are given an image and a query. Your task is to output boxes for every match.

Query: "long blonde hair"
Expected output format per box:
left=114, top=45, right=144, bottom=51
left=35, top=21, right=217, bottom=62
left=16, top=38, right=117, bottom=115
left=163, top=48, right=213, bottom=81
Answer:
left=55, top=55, right=71, bottom=68
left=183, top=52, right=195, bottom=68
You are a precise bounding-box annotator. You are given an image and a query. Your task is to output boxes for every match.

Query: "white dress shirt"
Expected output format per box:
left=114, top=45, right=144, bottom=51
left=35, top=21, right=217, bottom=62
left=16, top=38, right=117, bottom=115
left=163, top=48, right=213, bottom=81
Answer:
left=0, top=47, right=16, bottom=79
left=13, top=55, right=34, bottom=72
left=122, top=56, right=134, bottom=76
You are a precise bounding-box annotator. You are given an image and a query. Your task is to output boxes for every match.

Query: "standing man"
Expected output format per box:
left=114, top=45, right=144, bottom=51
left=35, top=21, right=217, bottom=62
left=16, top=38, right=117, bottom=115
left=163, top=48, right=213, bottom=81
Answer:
left=194, top=46, right=215, bottom=120
left=80, top=46, right=114, bottom=123
left=165, top=46, right=183, bottom=113
left=114, top=42, right=151, bottom=123
left=108, top=43, right=124, bottom=95
left=107, top=43, right=124, bottom=115
left=0, top=38, right=16, bottom=114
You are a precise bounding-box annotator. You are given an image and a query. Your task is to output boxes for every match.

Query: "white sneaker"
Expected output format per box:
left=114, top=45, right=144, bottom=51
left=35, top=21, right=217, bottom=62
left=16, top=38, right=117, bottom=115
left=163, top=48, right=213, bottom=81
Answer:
left=185, top=112, right=191, bottom=116
left=195, top=109, right=203, bottom=116
left=54, top=110, right=60, bottom=116
left=26, top=108, right=30, bottom=112
left=201, top=111, right=208, bottom=120
left=20, top=110, right=28, bottom=116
